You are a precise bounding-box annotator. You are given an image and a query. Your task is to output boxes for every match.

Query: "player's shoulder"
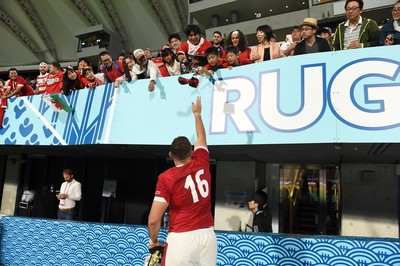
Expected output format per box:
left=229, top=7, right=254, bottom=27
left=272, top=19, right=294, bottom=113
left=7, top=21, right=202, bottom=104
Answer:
left=194, top=146, right=209, bottom=153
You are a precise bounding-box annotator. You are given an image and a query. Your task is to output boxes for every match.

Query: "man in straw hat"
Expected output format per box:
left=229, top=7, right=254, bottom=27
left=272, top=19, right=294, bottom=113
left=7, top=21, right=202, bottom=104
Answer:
left=294, top=18, right=331, bottom=55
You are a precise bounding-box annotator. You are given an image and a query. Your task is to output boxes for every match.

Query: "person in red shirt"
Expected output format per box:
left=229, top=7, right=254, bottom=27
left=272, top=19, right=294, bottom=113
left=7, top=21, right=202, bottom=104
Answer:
left=148, top=96, right=217, bottom=266
left=177, top=24, right=212, bottom=62
left=45, top=62, right=63, bottom=94
left=200, top=46, right=226, bottom=75
left=225, top=45, right=254, bottom=69
left=82, top=68, right=103, bottom=90
left=0, top=79, right=7, bottom=128
left=3, top=68, right=35, bottom=98
left=225, top=30, right=252, bottom=61
left=99, top=51, right=124, bottom=83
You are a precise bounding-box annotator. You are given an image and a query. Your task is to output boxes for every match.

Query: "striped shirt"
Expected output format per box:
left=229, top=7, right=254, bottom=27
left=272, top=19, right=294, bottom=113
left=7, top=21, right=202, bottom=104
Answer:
left=343, top=16, right=362, bottom=49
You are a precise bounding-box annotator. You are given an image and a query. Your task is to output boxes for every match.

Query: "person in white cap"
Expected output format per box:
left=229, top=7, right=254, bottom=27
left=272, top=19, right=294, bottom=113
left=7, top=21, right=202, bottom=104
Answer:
left=35, top=62, right=49, bottom=94
left=131, top=49, right=160, bottom=92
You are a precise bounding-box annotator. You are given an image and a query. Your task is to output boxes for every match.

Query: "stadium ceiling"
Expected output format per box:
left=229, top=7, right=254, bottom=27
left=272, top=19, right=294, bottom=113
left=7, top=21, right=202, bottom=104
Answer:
left=0, top=0, right=188, bottom=71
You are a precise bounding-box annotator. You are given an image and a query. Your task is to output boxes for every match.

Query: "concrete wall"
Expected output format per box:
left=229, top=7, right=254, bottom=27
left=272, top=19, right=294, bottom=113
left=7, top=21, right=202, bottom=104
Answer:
left=341, top=163, right=398, bottom=238
left=214, top=161, right=280, bottom=232
left=214, top=161, right=255, bottom=231
left=0, top=155, right=22, bottom=215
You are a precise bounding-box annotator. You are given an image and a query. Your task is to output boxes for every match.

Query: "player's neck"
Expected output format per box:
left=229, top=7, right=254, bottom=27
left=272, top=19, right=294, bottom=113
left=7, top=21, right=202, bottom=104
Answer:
left=174, top=158, right=191, bottom=166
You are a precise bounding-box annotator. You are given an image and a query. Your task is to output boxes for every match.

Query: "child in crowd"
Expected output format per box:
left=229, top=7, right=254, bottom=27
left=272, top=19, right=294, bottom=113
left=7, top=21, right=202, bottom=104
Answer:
left=200, top=46, right=226, bottom=75
left=82, top=68, right=103, bottom=90
left=225, top=45, right=253, bottom=69
left=160, top=48, right=181, bottom=77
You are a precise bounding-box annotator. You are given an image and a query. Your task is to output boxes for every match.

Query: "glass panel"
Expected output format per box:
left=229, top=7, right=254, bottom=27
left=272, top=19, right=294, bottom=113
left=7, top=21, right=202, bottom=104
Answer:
left=279, top=165, right=339, bottom=235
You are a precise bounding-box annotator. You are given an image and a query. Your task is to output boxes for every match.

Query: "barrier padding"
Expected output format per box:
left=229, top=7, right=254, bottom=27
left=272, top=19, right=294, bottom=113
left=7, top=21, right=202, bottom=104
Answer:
left=1, top=216, right=400, bottom=265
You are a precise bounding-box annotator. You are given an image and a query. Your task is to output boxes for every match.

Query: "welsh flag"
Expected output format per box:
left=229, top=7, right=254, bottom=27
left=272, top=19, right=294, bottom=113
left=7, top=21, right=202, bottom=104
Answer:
left=42, top=94, right=73, bottom=113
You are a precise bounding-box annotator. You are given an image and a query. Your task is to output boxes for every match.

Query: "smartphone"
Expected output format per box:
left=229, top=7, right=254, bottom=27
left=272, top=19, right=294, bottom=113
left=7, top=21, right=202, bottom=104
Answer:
left=286, top=34, right=293, bottom=43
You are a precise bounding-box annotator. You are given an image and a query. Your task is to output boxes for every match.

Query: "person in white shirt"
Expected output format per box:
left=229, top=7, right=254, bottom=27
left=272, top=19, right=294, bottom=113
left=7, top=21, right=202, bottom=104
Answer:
left=35, top=62, right=49, bottom=94
left=56, top=168, right=82, bottom=220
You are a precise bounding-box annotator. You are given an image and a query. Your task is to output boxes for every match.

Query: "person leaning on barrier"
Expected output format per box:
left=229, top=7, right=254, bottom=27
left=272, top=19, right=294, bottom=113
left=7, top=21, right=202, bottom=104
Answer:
left=45, top=62, right=64, bottom=94
left=82, top=68, right=103, bottom=90
left=332, top=0, right=380, bottom=50
left=2, top=68, right=35, bottom=98
left=131, top=49, right=161, bottom=92
left=99, top=51, right=125, bottom=83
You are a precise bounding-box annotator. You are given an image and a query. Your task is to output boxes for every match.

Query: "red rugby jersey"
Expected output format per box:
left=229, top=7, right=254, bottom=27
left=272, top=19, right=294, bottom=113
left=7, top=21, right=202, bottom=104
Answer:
left=154, top=147, right=214, bottom=232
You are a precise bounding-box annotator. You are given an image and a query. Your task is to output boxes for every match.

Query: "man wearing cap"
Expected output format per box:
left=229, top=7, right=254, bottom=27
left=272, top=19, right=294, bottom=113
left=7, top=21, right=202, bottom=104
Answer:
left=248, top=190, right=272, bottom=233
left=35, top=62, right=49, bottom=94
left=99, top=51, right=124, bottom=83
left=131, top=49, right=160, bottom=92
left=294, top=18, right=331, bottom=55
left=332, top=0, right=380, bottom=50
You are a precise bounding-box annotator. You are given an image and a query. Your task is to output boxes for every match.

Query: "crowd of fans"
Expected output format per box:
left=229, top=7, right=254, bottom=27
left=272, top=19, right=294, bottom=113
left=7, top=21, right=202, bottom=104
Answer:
left=0, top=0, right=398, bottom=128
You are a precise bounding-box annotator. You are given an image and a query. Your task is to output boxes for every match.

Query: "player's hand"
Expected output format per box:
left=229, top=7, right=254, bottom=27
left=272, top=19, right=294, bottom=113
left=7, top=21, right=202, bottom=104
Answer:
left=384, top=34, right=394, bottom=46
left=192, top=96, right=202, bottom=115
left=148, top=240, right=164, bottom=250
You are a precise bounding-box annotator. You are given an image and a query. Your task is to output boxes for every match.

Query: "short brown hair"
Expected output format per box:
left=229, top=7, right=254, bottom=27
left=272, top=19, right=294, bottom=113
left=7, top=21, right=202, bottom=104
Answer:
left=63, top=168, right=73, bottom=176
left=170, top=136, right=192, bottom=161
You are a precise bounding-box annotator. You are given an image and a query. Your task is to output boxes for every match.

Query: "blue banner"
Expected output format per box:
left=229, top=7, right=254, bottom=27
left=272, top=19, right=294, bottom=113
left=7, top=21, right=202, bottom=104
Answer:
left=0, top=45, right=399, bottom=146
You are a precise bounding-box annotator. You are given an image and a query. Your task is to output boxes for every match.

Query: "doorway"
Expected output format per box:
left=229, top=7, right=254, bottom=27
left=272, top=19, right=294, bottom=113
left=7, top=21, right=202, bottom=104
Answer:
left=279, top=165, right=340, bottom=235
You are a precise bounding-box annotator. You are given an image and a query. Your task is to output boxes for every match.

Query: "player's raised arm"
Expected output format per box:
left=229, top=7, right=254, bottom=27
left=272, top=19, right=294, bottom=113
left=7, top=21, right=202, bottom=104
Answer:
left=192, top=96, right=207, bottom=149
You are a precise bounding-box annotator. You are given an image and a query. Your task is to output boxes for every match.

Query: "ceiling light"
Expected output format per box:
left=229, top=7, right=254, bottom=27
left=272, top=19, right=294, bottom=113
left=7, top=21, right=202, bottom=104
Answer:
left=226, top=19, right=229, bottom=22
left=285, top=5, right=289, bottom=8
left=269, top=9, right=272, bottom=12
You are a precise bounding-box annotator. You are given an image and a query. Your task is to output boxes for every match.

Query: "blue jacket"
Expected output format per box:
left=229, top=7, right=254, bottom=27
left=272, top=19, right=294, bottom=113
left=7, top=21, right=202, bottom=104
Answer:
left=380, top=20, right=400, bottom=45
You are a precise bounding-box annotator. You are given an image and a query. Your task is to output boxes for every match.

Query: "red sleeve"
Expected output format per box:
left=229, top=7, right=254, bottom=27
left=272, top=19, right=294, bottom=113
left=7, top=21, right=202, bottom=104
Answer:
left=56, top=72, right=64, bottom=91
left=205, top=64, right=212, bottom=70
left=193, top=147, right=209, bottom=167
left=155, top=173, right=171, bottom=203
left=239, top=58, right=254, bottom=65
left=178, top=42, right=189, bottom=55
left=239, top=48, right=252, bottom=60
left=117, top=61, right=125, bottom=74
left=81, top=76, right=91, bottom=87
